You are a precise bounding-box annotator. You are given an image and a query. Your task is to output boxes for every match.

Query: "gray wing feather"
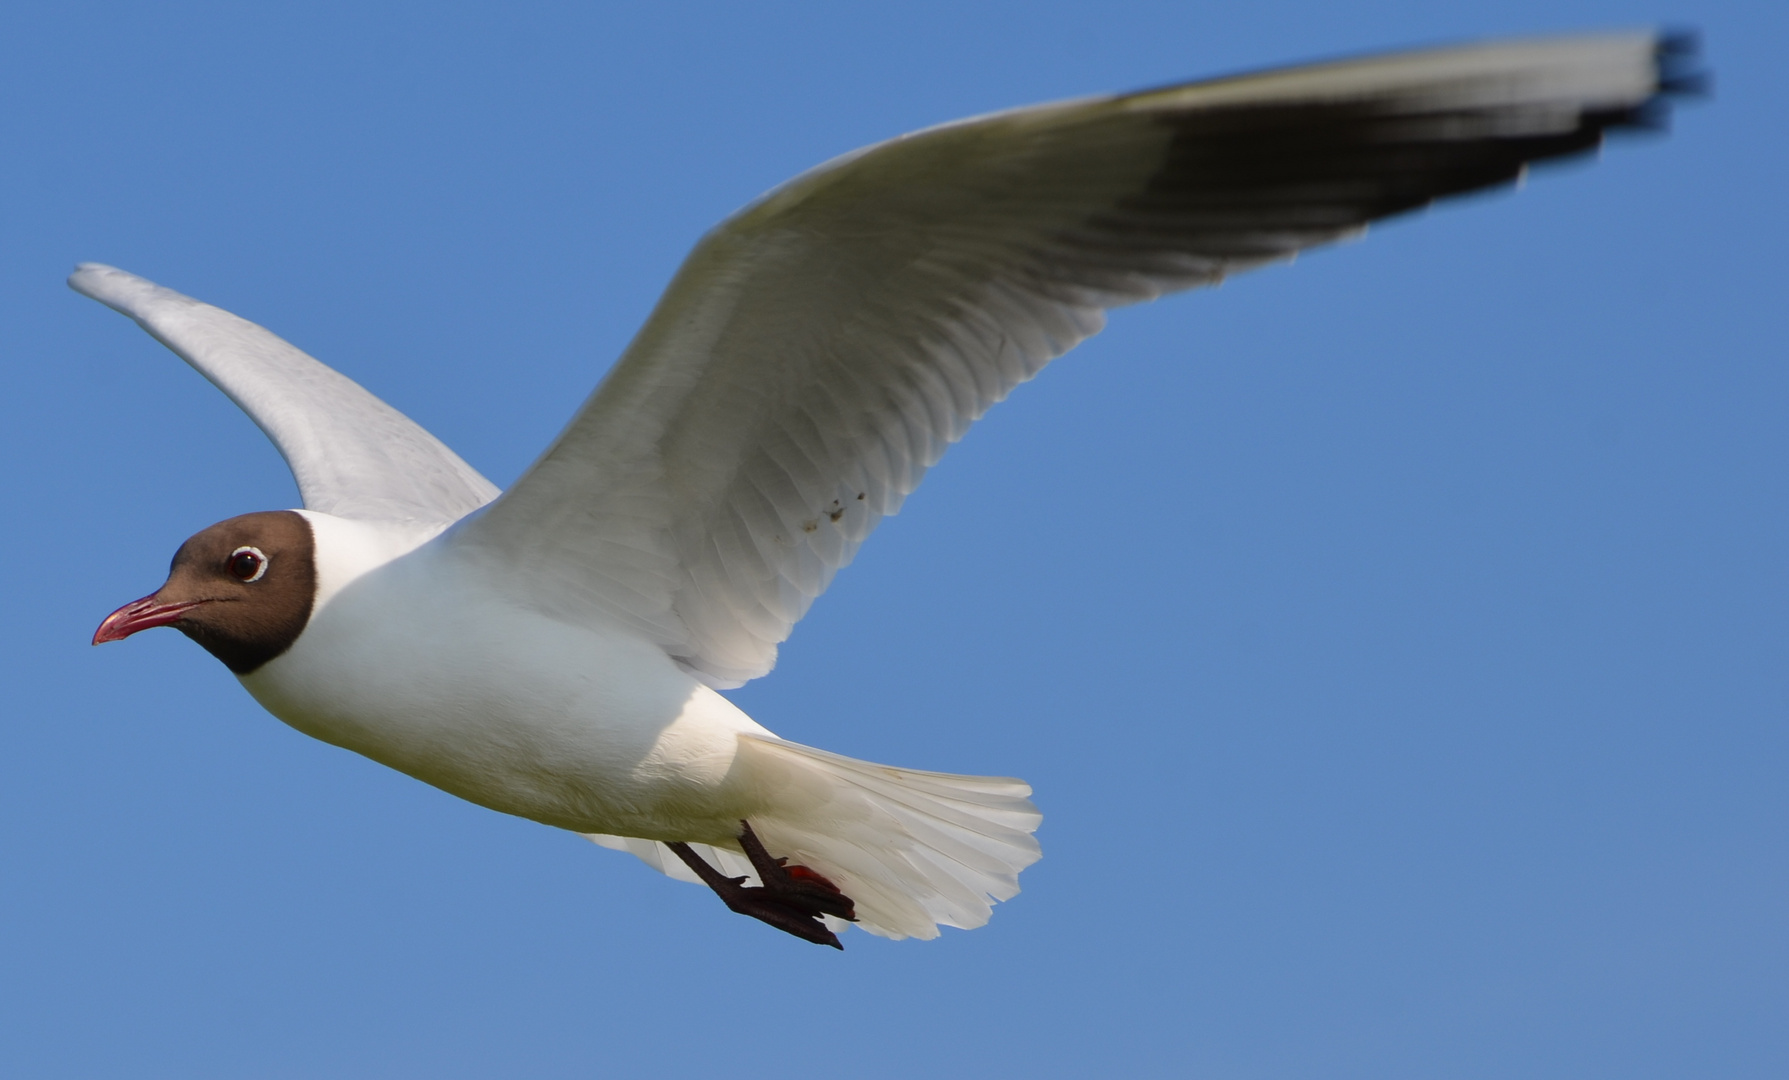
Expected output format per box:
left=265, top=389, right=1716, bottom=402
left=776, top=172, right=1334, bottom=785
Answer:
left=452, top=32, right=1690, bottom=685
left=70, top=264, right=499, bottom=525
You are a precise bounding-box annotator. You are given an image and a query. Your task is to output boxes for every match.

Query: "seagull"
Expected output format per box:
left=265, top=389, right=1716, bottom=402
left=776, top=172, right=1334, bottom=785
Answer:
left=82, top=32, right=1695, bottom=947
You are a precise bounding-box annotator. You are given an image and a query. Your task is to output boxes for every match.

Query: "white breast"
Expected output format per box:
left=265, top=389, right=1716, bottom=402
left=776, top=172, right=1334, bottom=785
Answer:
left=239, top=513, right=775, bottom=839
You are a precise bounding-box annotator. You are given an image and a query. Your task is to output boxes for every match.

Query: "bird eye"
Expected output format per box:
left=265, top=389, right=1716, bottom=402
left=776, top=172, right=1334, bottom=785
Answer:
left=227, top=546, right=269, bottom=583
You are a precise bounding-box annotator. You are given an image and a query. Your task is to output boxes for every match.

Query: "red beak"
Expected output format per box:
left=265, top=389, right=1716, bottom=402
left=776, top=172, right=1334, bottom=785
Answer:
left=93, top=594, right=208, bottom=645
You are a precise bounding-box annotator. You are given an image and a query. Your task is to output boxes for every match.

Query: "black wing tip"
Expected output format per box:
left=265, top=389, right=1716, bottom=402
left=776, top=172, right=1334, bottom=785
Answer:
left=1656, top=29, right=1710, bottom=98
left=1592, top=29, right=1707, bottom=139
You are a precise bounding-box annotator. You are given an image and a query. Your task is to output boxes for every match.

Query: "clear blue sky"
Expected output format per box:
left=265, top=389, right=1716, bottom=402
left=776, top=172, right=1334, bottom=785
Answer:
left=2, top=2, right=1782, bottom=1077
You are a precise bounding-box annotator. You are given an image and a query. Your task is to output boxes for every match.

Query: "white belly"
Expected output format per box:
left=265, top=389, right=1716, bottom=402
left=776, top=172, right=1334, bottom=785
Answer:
left=239, top=543, right=775, bottom=842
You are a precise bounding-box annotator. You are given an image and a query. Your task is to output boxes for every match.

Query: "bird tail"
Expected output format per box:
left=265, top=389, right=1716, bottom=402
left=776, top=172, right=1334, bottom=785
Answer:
left=586, top=734, right=1042, bottom=940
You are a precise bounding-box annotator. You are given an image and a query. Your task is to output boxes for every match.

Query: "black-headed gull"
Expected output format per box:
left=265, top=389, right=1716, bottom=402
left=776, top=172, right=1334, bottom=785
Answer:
left=83, top=32, right=1695, bottom=947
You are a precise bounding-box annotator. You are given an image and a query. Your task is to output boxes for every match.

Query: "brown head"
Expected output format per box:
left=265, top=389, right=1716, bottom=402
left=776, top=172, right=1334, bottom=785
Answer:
left=95, top=511, right=317, bottom=674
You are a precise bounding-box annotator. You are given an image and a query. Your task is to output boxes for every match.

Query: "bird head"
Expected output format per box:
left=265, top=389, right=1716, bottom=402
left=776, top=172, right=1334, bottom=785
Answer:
left=94, top=510, right=317, bottom=674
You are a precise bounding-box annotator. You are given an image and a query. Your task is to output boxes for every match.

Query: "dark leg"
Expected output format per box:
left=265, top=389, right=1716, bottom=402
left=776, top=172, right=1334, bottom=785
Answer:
left=667, top=821, right=857, bottom=949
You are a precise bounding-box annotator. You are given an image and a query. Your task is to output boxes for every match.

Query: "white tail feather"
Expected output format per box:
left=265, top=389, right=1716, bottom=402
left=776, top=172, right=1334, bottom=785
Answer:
left=588, top=734, right=1042, bottom=940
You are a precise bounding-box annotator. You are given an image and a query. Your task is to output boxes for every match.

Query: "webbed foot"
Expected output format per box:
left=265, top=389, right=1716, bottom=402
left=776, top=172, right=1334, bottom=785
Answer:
left=668, top=820, right=857, bottom=948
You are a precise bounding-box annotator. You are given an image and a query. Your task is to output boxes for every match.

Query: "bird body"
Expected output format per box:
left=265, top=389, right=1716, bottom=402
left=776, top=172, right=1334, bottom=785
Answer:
left=80, top=31, right=1695, bottom=945
left=245, top=511, right=775, bottom=843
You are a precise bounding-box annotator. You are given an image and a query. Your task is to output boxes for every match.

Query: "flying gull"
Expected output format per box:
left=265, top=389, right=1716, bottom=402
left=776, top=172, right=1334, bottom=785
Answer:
left=84, top=31, right=1697, bottom=947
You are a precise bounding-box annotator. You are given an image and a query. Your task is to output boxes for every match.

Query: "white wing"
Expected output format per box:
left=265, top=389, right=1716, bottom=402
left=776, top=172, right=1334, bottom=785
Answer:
left=454, top=32, right=1694, bottom=686
left=70, top=264, right=499, bottom=526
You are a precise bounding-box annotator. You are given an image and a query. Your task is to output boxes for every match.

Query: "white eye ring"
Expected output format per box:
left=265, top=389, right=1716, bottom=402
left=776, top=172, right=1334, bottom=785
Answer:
left=228, top=546, right=269, bottom=583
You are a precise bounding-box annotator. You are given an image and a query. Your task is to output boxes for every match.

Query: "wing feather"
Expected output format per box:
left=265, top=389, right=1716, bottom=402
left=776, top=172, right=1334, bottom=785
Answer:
left=70, top=264, right=498, bottom=526
left=454, top=32, right=1694, bottom=685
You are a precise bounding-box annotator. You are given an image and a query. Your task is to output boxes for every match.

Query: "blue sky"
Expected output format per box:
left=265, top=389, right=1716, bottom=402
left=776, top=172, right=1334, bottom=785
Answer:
left=2, top=2, right=1783, bottom=1077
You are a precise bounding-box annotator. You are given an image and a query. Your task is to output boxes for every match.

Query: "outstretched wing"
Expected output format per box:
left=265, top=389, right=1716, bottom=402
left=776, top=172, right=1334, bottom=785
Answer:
left=70, top=264, right=499, bottom=526
left=452, top=32, right=1694, bottom=686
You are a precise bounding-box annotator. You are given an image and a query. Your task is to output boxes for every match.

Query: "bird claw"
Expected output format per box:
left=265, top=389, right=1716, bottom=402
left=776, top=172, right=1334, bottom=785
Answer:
left=668, top=821, right=857, bottom=948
